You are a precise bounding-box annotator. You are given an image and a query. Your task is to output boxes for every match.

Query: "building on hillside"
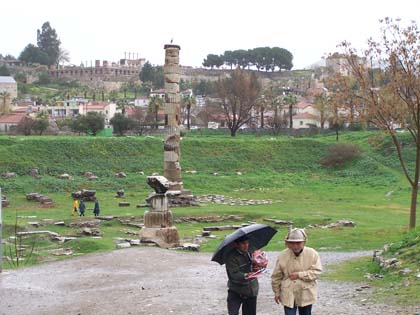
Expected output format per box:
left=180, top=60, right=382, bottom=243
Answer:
left=292, top=112, right=329, bottom=129
left=280, top=96, right=331, bottom=129
left=180, top=89, right=193, bottom=98
left=79, top=102, right=118, bottom=127
left=326, top=53, right=368, bottom=76
left=0, top=76, right=17, bottom=113
left=49, top=58, right=145, bottom=84
left=34, top=98, right=88, bottom=120
left=134, top=96, right=149, bottom=107
left=0, top=76, right=18, bottom=99
left=149, top=89, right=165, bottom=99
left=195, top=95, right=206, bottom=107
left=0, top=111, right=27, bottom=132
left=0, top=58, right=24, bottom=68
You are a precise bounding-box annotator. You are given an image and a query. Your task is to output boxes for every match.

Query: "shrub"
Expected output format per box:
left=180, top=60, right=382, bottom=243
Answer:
left=319, top=143, right=361, bottom=168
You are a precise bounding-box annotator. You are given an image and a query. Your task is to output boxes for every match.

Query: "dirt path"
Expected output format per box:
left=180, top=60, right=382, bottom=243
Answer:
left=0, top=248, right=419, bottom=315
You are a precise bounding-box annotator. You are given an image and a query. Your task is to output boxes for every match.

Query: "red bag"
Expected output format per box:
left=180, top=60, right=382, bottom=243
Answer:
left=252, top=250, right=268, bottom=270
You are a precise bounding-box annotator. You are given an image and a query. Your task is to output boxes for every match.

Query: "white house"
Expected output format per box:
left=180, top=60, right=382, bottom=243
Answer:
left=149, top=89, right=165, bottom=99
left=0, top=76, right=17, bottom=99
left=79, top=102, right=117, bottom=126
left=134, top=96, right=149, bottom=107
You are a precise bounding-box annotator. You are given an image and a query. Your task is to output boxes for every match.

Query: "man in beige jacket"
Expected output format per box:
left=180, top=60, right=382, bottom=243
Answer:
left=271, top=228, right=322, bottom=315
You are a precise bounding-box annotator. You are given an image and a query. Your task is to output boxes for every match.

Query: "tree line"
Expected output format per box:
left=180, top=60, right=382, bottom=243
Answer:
left=203, top=47, right=293, bottom=72
left=1, top=22, right=68, bottom=68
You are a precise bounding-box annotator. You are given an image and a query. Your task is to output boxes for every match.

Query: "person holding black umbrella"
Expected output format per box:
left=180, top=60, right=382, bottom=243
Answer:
left=271, top=228, right=322, bottom=315
left=225, top=235, right=258, bottom=315
left=211, top=224, right=277, bottom=315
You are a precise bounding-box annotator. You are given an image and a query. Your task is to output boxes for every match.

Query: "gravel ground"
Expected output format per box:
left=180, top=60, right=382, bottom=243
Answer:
left=0, top=248, right=419, bottom=315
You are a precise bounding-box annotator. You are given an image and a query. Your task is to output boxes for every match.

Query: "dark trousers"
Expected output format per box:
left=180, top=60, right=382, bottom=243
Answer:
left=227, top=290, right=257, bottom=315
left=284, top=305, right=312, bottom=315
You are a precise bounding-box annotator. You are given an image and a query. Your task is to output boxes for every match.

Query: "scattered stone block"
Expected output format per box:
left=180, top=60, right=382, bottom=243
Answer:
left=236, top=171, right=242, bottom=176
left=88, top=175, right=98, bottom=180
left=72, top=189, right=96, bottom=201
left=264, top=218, right=293, bottom=225
left=116, top=242, right=131, bottom=249
left=203, top=225, right=241, bottom=231
left=2, top=172, right=16, bottom=179
left=48, top=248, right=73, bottom=256
left=27, top=222, right=42, bottom=227
left=69, top=220, right=100, bottom=228
left=84, top=171, right=94, bottom=178
left=59, top=173, right=72, bottom=180
left=325, top=220, right=356, bottom=228
left=97, top=216, right=115, bottom=221
left=26, top=193, right=41, bottom=201
left=182, top=243, right=200, bottom=251
left=115, top=172, right=127, bottom=178
left=123, top=230, right=139, bottom=235
left=17, top=230, right=59, bottom=237
left=54, top=221, right=65, bottom=226
left=39, top=196, right=53, bottom=204
left=116, top=189, right=125, bottom=198
left=129, top=239, right=141, bottom=246
left=137, top=171, right=145, bottom=175
left=202, top=231, right=211, bottom=237
left=119, top=202, right=130, bottom=207
left=398, top=268, right=411, bottom=275
left=137, top=204, right=149, bottom=208
left=81, top=227, right=102, bottom=236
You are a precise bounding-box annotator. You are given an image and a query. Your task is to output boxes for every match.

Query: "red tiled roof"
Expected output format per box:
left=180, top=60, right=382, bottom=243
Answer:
left=0, top=113, right=26, bottom=124
left=293, top=112, right=318, bottom=119
left=150, top=89, right=165, bottom=94
left=295, top=100, right=313, bottom=109
left=307, top=87, right=328, bottom=96
left=85, top=102, right=110, bottom=110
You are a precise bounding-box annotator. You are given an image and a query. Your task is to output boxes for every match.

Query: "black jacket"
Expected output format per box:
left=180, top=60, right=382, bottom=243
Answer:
left=225, top=248, right=259, bottom=297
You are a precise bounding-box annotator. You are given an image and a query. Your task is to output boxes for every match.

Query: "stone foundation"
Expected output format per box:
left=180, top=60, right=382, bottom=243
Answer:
left=144, top=210, right=174, bottom=227
left=140, top=227, right=180, bottom=248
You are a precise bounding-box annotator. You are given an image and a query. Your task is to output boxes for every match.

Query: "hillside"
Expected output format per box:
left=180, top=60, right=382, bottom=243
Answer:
left=0, top=133, right=403, bottom=194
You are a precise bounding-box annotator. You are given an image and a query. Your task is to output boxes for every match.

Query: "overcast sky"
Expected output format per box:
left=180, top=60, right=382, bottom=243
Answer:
left=1, top=0, right=420, bottom=69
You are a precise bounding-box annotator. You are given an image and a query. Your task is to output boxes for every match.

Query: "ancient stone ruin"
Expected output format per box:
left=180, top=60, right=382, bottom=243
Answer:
left=26, top=193, right=53, bottom=205
left=162, top=44, right=195, bottom=207
left=71, top=189, right=96, bottom=201
left=140, top=176, right=180, bottom=248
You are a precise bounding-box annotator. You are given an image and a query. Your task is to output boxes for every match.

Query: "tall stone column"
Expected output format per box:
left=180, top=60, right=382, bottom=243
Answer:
left=163, top=44, right=183, bottom=191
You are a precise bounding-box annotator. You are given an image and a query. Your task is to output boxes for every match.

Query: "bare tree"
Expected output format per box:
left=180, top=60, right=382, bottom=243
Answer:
left=338, top=17, right=420, bottom=228
left=216, top=69, right=261, bottom=136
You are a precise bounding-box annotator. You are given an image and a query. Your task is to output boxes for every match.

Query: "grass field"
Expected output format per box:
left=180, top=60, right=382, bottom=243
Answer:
left=1, top=131, right=419, bottom=304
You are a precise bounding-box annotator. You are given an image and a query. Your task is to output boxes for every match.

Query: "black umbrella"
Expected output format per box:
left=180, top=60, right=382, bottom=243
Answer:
left=211, top=224, right=277, bottom=265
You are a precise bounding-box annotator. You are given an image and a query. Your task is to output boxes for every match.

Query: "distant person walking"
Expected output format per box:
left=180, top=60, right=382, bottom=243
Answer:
left=271, top=228, right=322, bottom=315
left=79, top=200, right=86, bottom=216
left=72, top=199, right=79, bottom=216
left=93, top=200, right=100, bottom=217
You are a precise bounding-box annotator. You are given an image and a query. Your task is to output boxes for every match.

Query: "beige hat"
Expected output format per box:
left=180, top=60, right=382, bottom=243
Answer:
left=285, top=228, right=307, bottom=242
